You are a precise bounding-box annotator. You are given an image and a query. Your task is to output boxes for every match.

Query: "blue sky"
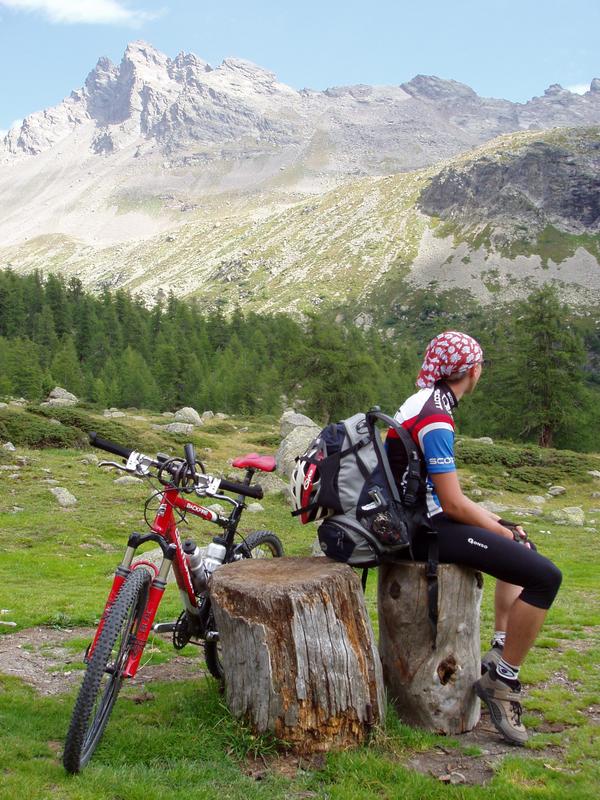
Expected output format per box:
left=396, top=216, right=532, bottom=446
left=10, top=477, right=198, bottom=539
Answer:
left=1, top=0, right=599, bottom=134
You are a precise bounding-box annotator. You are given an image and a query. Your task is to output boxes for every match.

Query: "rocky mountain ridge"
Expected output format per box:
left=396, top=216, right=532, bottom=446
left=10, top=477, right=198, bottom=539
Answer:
left=1, top=42, right=599, bottom=317
left=3, top=41, right=600, bottom=175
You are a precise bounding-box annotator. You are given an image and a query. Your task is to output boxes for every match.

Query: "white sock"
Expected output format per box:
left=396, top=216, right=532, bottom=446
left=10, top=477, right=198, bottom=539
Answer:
left=496, top=657, right=520, bottom=682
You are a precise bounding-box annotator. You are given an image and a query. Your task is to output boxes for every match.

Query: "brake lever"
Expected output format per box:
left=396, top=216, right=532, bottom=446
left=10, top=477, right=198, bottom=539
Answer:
left=194, top=475, right=223, bottom=497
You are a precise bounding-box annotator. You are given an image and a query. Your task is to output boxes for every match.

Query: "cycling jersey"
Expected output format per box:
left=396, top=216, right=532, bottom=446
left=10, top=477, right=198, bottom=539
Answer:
left=386, top=381, right=458, bottom=516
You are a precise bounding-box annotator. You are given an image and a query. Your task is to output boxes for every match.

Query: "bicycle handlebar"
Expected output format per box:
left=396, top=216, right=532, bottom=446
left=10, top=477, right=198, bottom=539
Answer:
left=88, top=432, right=264, bottom=499
left=89, top=432, right=133, bottom=460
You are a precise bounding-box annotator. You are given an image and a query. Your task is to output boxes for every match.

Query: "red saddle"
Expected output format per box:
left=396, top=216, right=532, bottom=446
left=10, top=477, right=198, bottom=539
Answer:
left=231, top=453, right=276, bottom=472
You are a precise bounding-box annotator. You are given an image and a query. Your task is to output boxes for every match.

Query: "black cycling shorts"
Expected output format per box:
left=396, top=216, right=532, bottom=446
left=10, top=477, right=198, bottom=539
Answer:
left=412, top=514, right=562, bottom=610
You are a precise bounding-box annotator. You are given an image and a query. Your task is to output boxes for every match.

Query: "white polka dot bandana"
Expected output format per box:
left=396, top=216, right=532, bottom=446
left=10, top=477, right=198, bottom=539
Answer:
left=416, top=331, right=483, bottom=389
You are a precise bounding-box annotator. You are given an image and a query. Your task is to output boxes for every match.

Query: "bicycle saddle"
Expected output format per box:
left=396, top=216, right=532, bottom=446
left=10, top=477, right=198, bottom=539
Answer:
left=232, top=453, right=277, bottom=472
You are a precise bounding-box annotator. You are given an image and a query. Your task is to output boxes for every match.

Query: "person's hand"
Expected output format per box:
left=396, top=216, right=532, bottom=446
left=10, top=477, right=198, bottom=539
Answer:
left=498, top=519, right=531, bottom=547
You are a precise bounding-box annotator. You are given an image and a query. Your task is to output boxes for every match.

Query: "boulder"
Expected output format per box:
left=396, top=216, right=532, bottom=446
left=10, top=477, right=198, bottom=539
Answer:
left=2, top=442, right=16, bottom=452
left=587, top=470, right=600, bottom=479
left=279, top=411, right=320, bottom=439
left=548, top=486, right=567, bottom=496
left=551, top=507, right=585, bottom=526
left=50, top=487, right=78, bottom=507
left=476, top=500, right=509, bottom=514
left=201, top=410, right=215, bottom=421
left=174, top=407, right=203, bottom=425
left=276, top=425, right=321, bottom=480
left=163, top=422, right=194, bottom=435
left=526, top=495, right=546, bottom=505
left=245, top=471, right=288, bottom=496
left=49, top=387, right=78, bottom=403
left=40, top=398, right=77, bottom=408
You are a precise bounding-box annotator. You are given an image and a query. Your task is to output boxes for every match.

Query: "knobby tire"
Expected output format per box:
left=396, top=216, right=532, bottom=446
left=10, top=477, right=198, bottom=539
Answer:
left=204, top=530, right=283, bottom=680
left=63, top=567, right=151, bottom=773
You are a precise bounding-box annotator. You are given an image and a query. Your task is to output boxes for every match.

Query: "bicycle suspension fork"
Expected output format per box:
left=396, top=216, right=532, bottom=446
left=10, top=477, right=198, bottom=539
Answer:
left=87, top=532, right=176, bottom=667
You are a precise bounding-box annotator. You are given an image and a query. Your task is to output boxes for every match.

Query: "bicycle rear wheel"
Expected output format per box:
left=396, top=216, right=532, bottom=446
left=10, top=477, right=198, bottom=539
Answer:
left=63, top=567, right=151, bottom=773
left=204, top=530, right=283, bottom=680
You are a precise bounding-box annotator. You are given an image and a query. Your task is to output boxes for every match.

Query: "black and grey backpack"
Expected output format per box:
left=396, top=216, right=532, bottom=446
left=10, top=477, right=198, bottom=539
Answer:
left=290, top=408, right=440, bottom=640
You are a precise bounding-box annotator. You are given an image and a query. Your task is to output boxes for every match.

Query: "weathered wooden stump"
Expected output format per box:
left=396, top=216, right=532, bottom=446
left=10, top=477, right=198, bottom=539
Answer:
left=378, top=562, right=483, bottom=734
left=210, top=557, right=385, bottom=753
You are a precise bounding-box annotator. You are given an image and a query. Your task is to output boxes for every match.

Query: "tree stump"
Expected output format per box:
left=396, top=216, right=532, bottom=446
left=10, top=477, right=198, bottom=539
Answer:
left=378, top=562, right=483, bottom=734
left=210, top=557, right=385, bottom=753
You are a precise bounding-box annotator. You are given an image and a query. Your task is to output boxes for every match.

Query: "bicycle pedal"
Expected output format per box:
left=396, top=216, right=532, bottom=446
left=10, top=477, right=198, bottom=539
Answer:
left=152, top=621, right=177, bottom=634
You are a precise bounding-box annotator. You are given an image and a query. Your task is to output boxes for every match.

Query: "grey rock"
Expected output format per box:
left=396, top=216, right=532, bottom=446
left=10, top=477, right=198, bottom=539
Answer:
left=201, top=410, right=215, bottom=420
left=206, top=503, right=225, bottom=515
left=276, top=425, right=321, bottom=479
left=474, top=436, right=494, bottom=445
left=0, top=402, right=8, bottom=408
left=526, top=495, right=547, bottom=505
left=163, top=422, right=194, bottom=435
left=510, top=507, right=544, bottom=517
left=215, top=412, right=229, bottom=419
left=40, top=398, right=77, bottom=408
left=311, top=535, right=325, bottom=557
left=583, top=527, right=598, bottom=533
left=551, top=506, right=585, bottom=526
left=174, top=406, right=202, bottom=425
left=161, top=411, right=174, bottom=417
left=47, top=418, right=62, bottom=425
left=252, top=472, right=288, bottom=496
left=49, top=386, right=78, bottom=402
left=50, top=487, right=78, bottom=507
left=587, top=470, right=600, bottom=479
left=548, top=486, right=567, bottom=496
left=589, top=508, right=600, bottom=513
left=476, top=500, right=509, bottom=514
left=10, top=506, right=24, bottom=513
left=2, top=442, right=16, bottom=452
left=103, top=409, right=126, bottom=418
left=113, top=476, right=144, bottom=485
left=279, top=410, right=320, bottom=439
left=0, top=465, right=17, bottom=471
left=590, top=492, right=600, bottom=498
left=80, top=454, right=99, bottom=465
left=246, top=502, right=264, bottom=513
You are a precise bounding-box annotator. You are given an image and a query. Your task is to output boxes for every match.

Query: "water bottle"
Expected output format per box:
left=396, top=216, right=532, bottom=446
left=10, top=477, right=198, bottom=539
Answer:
left=203, top=539, right=227, bottom=578
left=182, top=538, right=208, bottom=593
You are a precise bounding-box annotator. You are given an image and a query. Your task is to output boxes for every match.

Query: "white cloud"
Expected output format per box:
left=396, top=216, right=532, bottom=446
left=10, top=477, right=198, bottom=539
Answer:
left=566, top=83, right=590, bottom=95
left=0, top=1, right=159, bottom=26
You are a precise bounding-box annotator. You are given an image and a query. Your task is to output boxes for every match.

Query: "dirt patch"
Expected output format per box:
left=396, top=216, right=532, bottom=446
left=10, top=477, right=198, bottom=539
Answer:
left=0, top=627, right=577, bottom=786
left=404, top=708, right=566, bottom=786
left=0, top=626, right=207, bottom=696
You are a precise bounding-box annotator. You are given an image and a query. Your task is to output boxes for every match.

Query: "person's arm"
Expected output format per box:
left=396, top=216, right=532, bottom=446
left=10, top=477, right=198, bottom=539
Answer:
left=430, top=471, right=514, bottom=539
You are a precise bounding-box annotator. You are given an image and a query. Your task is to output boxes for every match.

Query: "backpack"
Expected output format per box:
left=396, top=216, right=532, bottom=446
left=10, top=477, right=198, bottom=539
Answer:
left=290, top=408, right=440, bottom=644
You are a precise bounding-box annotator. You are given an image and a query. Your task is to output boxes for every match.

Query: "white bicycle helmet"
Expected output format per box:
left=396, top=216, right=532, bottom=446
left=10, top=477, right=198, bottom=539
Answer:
left=290, top=440, right=330, bottom=524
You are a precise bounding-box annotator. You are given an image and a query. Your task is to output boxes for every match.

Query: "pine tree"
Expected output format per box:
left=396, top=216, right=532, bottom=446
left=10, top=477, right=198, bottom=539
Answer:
left=499, top=286, right=586, bottom=447
left=50, top=336, right=85, bottom=396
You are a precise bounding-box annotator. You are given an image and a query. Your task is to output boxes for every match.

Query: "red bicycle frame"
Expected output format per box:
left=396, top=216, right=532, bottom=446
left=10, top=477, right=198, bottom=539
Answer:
left=87, top=485, right=222, bottom=678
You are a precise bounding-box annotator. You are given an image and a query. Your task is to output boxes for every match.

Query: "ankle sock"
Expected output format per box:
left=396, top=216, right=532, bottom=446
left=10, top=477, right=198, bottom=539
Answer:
left=492, top=631, right=506, bottom=648
left=496, top=657, right=520, bottom=683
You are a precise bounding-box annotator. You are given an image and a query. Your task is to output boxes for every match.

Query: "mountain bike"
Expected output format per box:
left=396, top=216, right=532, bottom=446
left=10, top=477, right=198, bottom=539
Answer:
left=63, top=432, right=283, bottom=773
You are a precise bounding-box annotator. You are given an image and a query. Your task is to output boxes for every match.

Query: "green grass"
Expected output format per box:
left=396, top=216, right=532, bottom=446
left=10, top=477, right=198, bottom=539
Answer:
left=1, top=412, right=599, bottom=798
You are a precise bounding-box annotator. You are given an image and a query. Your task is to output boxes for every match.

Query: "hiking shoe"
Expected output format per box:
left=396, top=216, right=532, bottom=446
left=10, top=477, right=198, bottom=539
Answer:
left=481, top=642, right=503, bottom=675
left=474, top=665, right=528, bottom=746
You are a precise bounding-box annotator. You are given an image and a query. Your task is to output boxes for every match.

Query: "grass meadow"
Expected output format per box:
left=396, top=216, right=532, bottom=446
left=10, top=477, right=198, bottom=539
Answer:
left=0, top=405, right=599, bottom=799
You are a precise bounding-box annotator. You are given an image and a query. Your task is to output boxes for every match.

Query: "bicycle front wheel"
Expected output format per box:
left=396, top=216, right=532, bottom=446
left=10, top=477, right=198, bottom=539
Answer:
left=63, top=567, right=151, bottom=773
left=204, top=530, right=283, bottom=680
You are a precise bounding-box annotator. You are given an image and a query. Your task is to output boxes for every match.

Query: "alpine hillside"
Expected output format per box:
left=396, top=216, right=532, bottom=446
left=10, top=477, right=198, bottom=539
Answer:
left=1, top=41, right=599, bottom=315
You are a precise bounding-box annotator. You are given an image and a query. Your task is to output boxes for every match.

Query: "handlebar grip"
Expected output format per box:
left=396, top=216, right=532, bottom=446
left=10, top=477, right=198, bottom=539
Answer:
left=219, top=478, right=264, bottom=500
left=88, top=431, right=133, bottom=460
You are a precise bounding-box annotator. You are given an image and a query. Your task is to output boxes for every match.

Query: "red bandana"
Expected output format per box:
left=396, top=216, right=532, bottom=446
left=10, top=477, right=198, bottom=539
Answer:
left=416, top=331, right=483, bottom=389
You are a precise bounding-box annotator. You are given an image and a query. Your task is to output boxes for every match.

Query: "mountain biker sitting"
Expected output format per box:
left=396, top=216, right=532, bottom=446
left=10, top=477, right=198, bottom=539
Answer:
left=386, top=331, right=562, bottom=746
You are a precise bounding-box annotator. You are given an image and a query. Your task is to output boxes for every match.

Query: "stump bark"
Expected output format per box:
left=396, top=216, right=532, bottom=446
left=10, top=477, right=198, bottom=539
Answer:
left=378, top=562, right=483, bottom=734
left=210, top=557, right=385, bottom=753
